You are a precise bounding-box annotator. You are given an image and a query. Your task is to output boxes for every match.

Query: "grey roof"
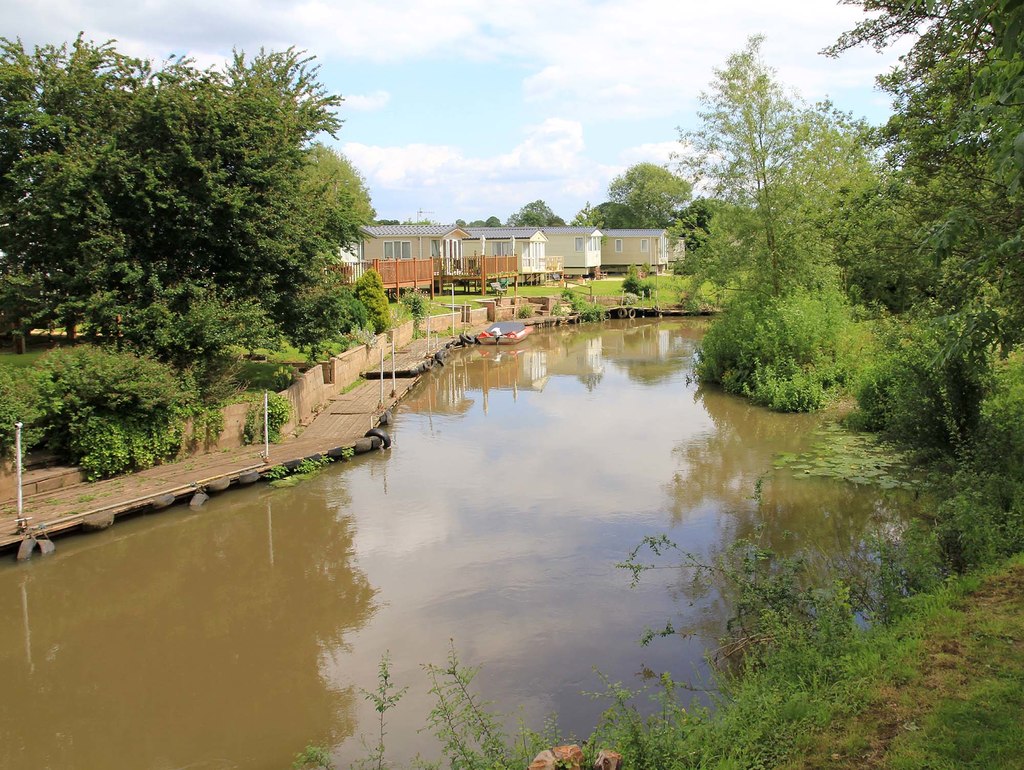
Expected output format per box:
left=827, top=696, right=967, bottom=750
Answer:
left=463, top=227, right=545, bottom=239
left=362, top=224, right=466, bottom=237
left=536, top=226, right=602, bottom=235
left=601, top=229, right=666, bottom=237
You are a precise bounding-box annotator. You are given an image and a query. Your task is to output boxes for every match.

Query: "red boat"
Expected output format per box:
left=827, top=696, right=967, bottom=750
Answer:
left=476, top=321, right=533, bottom=345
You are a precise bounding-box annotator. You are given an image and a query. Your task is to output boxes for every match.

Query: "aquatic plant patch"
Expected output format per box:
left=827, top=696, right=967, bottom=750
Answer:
left=774, top=423, right=919, bottom=490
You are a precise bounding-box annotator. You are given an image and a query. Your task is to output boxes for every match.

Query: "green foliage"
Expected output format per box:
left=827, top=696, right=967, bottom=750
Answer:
left=243, top=392, right=292, bottom=445
left=561, top=289, right=608, bottom=323
left=516, top=304, right=535, bottom=319
left=0, top=366, right=42, bottom=456
left=697, top=287, right=853, bottom=412
left=507, top=199, right=565, bottom=227
left=355, top=269, right=391, bottom=334
left=33, top=346, right=197, bottom=479
left=422, top=642, right=511, bottom=770
left=679, top=36, right=876, bottom=299
left=353, top=652, right=408, bottom=770
left=291, top=745, right=334, bottom=770
left=0, top=37, right=364, bottom=399
left=606, top=162, right=691, bottom=228
left=850, top=315, right=991, bottom=453
left=399, top=289, right=428, bottom=333
left=288, top=276, right=368, bottom=362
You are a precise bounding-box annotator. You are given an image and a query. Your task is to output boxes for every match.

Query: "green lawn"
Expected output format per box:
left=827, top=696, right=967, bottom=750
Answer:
left=0, top=349, right=49, bottom=369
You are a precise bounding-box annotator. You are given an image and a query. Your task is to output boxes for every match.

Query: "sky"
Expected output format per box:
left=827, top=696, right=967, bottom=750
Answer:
left=4, top=0, right=907, bottom=225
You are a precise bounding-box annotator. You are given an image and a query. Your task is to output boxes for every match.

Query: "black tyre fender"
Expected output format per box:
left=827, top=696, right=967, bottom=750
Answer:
left=365, top=428, right=392, bottom=449
left=422, top=358, right=434, bottom=370
left=433, top=351, right=446, bottom=367
left=627, top=308, right=636, bottom=319
left=378, top=410, right=392, bottom=426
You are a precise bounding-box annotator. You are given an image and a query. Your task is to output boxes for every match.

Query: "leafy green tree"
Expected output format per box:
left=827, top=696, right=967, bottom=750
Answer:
left=507, top=200, right=565, bottom=227
left=570, top=201, right=602, bottom=227
left=831, top=0, right=1024, bottom=349
left=593, top=201, right=633, bottom=229
left=301, top=144, right=375, bottom=251
left=288, top=275, right=368, bottom=361
left=607, top=163, right=691, bottom=227
left=0, top=36, right=353, bottom=395
left=354, top=269, right=391, bottom=334
left=679, top=35, right=874, bottom=298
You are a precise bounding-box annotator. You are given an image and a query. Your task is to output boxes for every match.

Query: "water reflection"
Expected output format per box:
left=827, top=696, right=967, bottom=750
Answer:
left=0, top=319, right=908, bottom=769
left=0, top=486, right=375, bottom=769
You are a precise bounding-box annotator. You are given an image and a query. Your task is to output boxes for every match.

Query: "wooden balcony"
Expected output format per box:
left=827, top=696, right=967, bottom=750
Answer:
left=372, top=258, right=435, bottom=295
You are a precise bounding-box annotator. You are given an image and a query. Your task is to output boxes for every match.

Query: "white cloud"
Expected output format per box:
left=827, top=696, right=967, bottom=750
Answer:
left=343, top=118, right=601, bottom=220
left=342, top=90, right=391, bottom=112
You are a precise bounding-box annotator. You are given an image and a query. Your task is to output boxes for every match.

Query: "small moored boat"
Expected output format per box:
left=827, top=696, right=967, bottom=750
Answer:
left=476, top=321, right=533, bottom=345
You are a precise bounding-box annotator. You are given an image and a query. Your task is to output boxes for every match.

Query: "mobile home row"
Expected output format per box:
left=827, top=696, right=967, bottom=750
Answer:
left=338, top=224, right=679, bottom=295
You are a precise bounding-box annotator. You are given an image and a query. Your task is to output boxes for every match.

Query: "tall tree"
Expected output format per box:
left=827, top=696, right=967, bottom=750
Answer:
left=606, top=163, right=691, bottom=227
left=0, top=37, right=352, bottom=390
left=507, top=199, right=565, bottom=227
left=679, top=35, right=874, bottom=297
left=570, top=201, right=602, bottom=227
left=830, top=0, right=1024, bottom=348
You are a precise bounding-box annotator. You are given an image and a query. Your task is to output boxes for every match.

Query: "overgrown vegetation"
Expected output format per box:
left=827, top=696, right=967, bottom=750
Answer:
left=561, top=289, right=607, bottom=323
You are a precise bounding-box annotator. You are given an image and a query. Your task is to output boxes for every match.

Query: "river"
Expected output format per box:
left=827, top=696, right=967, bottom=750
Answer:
left=0, top=319, right=907, bottom=769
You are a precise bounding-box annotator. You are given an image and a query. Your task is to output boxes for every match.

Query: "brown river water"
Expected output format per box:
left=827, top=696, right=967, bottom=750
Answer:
left=0, top=319, right=907, bottom=769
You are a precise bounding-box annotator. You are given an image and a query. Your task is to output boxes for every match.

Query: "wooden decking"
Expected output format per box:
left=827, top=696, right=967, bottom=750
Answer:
left=0, top=350, right=431, bottom=552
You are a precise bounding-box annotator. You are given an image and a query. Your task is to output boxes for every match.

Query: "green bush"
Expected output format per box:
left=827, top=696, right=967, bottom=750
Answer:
left=243, top=391, right=292, bottom=445
left=974, top=355, right=1024, bottom=480
left=354, top=269, right=391, bottom=334
left=561, top=289, right=607, bottom=323
left=697, top=286, right=852, bottom=412
left=0, top=367, right=43, bottom=456
left=516, top=303, right=535, bottom=319
left=33, top=346, right=197, bottom=479
left=850, top=316, right=990, bottom=453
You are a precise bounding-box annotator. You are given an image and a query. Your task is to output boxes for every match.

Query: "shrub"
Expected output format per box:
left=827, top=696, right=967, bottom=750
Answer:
left=697, top=286, right=852, bottom=412
left=622, top=264, right=643, bottom=296
left=243, top=391, right=292, bottom=445
left=288, top=277, right=368, bottom=361
left=34, top=346, right=198, bottom=479
left=561, top=289, right=608, bottom=323
left=850, top=316, right=990, bottom=453
left=400, top=289, right=428, bottom=333
left=516, top=303, right=535, bottom=319
left=354, top=269, right=391, bottom=334
left=0, top=367, right=43, bottom=456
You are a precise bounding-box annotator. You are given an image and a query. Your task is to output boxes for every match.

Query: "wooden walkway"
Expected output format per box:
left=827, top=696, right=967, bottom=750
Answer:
left=0, top=374, right=422, bottom=552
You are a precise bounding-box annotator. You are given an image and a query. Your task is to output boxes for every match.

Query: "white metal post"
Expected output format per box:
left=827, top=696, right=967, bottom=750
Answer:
left=15, top=421, right=24, bottom=528
left=379, top=342, right=385, bottom=405
left=263, top=391, right=270, bottom=461
left=391, top=331, right=396, bottom=396
left=451, top=283, right=456, bottom=338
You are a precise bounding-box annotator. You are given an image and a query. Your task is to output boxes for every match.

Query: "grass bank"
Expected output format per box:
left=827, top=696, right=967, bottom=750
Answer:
left=781, top=554, right=1024, bottom=769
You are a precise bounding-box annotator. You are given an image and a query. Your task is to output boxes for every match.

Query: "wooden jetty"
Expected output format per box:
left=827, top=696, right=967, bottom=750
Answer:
left=0, top=371, right=425, bottom=553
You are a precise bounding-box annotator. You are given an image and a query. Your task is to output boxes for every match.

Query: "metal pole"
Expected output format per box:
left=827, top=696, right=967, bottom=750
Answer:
left=391, top=331, right=396, bottom=396
left=379, top=341, right=385, bottom=405
left=451, top=282, right=456, bottom=338
left=426, top=313, right=431, bottom=353
left=263, top=391, right=270, bottom=461
left=15, top=421, right=24, bottom=530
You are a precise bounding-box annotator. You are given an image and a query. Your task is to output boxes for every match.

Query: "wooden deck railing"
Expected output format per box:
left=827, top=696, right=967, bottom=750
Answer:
left=372, top=258, right=434, bottom=290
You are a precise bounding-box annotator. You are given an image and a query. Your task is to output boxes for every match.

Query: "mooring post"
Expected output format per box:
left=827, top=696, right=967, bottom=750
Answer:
left=15, top=421, right=25, bottom=532
left=379, top=341, right=385, bottom=405
left=390, top=331, right=396, bottom=397
left=451, top=282, right=456, bottom=338
left=263, top=391, right=270, bottom=462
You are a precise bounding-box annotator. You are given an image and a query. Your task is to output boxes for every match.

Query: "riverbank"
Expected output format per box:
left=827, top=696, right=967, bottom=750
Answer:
left=0, top=331, right=458, bottom=553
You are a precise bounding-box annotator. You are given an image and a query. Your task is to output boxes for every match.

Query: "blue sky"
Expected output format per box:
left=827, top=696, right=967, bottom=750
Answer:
left=5, top=0, right=907, bottom=224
